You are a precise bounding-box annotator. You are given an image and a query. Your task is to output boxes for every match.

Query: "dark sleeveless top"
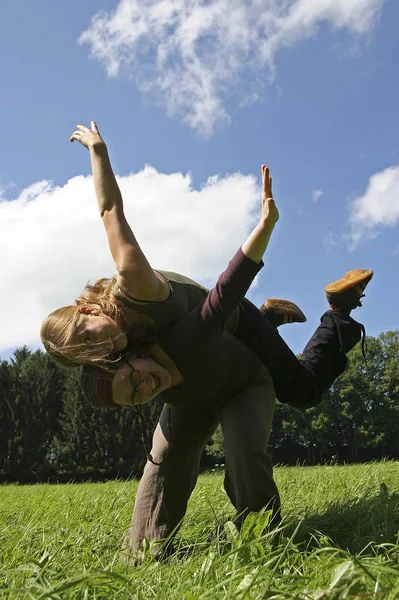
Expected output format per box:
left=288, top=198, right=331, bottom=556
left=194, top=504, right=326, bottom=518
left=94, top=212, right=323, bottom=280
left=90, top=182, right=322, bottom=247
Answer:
left=113, top=270, right=239, bottom=336
left=113, top=271, right=210, bottom=333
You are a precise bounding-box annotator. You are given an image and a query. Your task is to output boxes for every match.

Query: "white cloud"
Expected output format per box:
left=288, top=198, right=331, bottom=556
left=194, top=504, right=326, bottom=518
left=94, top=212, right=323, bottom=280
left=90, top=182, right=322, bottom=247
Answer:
left=323, top=230, right=338, bottom=249
left=349, top=165, right=399, bottom=247
left=311, top=189, right=323, bottom=203
left=79, top=0, right=384, bottom=135
left=0, top=167, right=260, bottom=351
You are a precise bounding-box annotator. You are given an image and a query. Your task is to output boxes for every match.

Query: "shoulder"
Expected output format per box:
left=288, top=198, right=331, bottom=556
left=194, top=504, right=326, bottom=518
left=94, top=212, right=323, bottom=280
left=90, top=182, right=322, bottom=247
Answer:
left=157, top=270, right=209, bottom=293
left=116, top=269, right=170, bottom=303
left=157, top=270, right=209, bottom=310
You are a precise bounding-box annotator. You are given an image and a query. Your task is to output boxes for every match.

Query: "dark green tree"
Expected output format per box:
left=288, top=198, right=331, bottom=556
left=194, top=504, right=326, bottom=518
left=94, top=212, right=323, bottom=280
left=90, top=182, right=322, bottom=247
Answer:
left=50, top=368, right=163, bottom=479
left=2, top=348, right=66, bottom=481
left=0, top=359, right=13, bottom=477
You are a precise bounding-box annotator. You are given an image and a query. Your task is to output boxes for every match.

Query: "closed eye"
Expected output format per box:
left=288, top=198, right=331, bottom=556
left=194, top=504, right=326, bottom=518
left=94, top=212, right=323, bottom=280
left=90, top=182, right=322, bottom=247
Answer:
left=76, top=321, right=90, bottom=344
left=77, top=329, right=92, bottom=344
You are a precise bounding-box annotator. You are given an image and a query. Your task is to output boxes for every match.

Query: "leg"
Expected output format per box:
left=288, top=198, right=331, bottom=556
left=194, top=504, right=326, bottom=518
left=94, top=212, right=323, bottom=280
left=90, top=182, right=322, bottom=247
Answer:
left=221, top=366, right=281, bottom=527
left=300, top=267, right=373, bottom=395
left=235, top=299, right=363, bottom=409
left=299, top=309, right=364, bottom=393
left=236, top=298, right=302, bottom=385
left=124, top=403, right=218, bottom=557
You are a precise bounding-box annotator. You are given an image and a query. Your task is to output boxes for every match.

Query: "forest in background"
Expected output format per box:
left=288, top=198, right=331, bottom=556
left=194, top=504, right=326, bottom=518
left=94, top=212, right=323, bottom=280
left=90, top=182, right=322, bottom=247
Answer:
left=0, top=331, right=398, bottom=483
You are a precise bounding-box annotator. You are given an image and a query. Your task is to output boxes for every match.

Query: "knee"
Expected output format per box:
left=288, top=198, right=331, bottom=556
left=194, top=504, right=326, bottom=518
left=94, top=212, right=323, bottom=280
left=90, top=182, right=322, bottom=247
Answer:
left=225, top=446, right=273, bottom=476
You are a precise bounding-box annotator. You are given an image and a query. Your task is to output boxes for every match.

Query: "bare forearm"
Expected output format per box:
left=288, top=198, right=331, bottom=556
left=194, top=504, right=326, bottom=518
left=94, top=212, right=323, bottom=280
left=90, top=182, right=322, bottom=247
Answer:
left=88, top=143, right=154, bottom=289
left=241, top=220, right=275, bottom=263
left=89, top=144, right=123, bottom=217
left=241, top=166, right=279, bottom=263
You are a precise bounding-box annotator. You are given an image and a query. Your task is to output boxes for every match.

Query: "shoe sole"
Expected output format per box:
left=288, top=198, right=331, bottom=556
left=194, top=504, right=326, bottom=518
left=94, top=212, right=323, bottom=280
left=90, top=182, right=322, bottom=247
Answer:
left=263, top=299, right=307, bottom=323
left=325, top=269, right=373, bottom=294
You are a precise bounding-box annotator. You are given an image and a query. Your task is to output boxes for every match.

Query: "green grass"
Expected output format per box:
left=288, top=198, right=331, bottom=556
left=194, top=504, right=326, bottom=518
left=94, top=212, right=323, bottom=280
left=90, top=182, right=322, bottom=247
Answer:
left=1, top=461, right=398, bottom=599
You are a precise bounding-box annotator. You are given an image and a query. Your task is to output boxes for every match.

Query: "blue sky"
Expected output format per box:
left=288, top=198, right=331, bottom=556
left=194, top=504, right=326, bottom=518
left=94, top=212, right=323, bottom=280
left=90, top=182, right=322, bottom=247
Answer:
left=0, top=0, right=398, bottom=361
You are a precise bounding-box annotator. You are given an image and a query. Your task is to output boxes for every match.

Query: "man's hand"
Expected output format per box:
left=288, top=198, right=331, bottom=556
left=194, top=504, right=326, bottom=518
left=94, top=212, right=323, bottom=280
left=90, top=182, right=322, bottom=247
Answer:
left=70, top=121, right=105, bottom=151
left=261, top=165, right=279, bottom=227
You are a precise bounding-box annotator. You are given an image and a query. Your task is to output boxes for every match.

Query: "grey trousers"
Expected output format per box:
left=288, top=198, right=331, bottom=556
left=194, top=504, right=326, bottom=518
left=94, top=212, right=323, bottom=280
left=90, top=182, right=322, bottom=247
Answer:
left=124, top=367, right=280, bottom=554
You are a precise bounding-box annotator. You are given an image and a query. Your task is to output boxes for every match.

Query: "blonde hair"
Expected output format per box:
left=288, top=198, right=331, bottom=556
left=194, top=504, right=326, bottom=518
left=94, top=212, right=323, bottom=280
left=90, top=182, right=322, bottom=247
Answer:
left=40, top=277, right=126, bottom=369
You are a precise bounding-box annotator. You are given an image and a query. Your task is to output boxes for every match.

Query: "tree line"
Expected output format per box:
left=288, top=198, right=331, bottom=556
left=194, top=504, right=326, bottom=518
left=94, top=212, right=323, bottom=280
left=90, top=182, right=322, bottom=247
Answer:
left=0, top=331, right=398, bottom=483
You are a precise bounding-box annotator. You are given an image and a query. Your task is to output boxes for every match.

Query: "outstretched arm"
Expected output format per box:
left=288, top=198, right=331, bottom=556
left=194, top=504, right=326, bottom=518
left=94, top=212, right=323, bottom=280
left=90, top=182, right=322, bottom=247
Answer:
left=241, top=165, right=279, bottom=262
left=200, top=165, right=278, bottom=330
left=70, top=122, right=169, bottom=302
left=161, top=165, right=279, bottom=359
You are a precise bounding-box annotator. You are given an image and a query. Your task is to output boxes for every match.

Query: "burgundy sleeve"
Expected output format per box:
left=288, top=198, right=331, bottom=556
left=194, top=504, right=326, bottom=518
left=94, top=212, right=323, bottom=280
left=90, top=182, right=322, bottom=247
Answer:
left=160, top=248, right=263, bottom=360
left=199, top=248, right=263, bottom=328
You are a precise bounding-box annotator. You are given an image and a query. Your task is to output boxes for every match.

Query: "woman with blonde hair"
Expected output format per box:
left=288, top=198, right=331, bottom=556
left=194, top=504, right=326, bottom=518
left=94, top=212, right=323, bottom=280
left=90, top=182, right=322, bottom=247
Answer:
left=41, top=279, right=127, bottom=367
left=40, top=121, right=213, bottom=369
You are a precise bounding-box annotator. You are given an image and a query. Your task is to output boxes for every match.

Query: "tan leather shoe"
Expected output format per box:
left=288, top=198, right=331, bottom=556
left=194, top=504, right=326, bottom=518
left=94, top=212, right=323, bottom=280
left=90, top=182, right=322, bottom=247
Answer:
left=325, top=269, right=373, bottom=310
left=260, top=298, right=307, bottom=327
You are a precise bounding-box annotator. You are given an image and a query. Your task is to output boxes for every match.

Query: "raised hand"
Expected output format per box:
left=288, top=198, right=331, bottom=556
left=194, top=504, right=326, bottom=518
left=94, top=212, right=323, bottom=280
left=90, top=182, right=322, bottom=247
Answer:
left=261, top=165, right=279, bottom=228
left=70, top=121, right=105, bottom=150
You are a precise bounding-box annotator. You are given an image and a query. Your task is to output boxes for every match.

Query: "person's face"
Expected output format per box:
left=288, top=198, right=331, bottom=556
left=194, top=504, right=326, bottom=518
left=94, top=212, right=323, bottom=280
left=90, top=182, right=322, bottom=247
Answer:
left=112, top=354, right=172, bottom=407
left=76, top=307, right=127, bottom=352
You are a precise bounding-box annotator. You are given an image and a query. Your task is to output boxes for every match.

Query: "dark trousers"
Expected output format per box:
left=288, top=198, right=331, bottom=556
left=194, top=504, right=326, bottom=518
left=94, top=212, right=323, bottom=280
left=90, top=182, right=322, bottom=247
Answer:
left=123, top=367, right=279, bottom=555
left=235, top=300, right=363, bottom=409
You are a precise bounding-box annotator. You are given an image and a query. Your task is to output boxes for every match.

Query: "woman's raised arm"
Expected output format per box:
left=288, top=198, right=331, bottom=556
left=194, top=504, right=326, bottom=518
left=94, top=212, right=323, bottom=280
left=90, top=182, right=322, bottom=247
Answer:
left=70, top=121, right=170, bottom=302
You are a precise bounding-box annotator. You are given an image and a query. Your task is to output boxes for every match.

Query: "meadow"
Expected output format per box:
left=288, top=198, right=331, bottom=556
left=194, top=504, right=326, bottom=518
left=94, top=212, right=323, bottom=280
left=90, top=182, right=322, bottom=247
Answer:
left=1, top=461, right=398, bottom=599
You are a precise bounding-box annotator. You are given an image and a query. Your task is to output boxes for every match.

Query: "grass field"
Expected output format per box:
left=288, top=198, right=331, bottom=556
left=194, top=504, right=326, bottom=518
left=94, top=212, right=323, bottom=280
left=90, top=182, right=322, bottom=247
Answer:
left=1, top=461, right=398, bottom=599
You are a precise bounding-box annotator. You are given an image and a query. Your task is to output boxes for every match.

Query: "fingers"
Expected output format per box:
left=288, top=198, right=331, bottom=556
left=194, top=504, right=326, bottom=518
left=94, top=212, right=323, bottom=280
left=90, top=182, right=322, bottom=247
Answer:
left=75, top=121, right=99, bottom=133
left=69, top=130, right=82, bottom=143
left=70, top=125, right=87, bottom=143
left=70, top=122, right=100, bottom=142
left=261, top=165, right=269, bottom=183
left=261, top=164, right=272, bottom=199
